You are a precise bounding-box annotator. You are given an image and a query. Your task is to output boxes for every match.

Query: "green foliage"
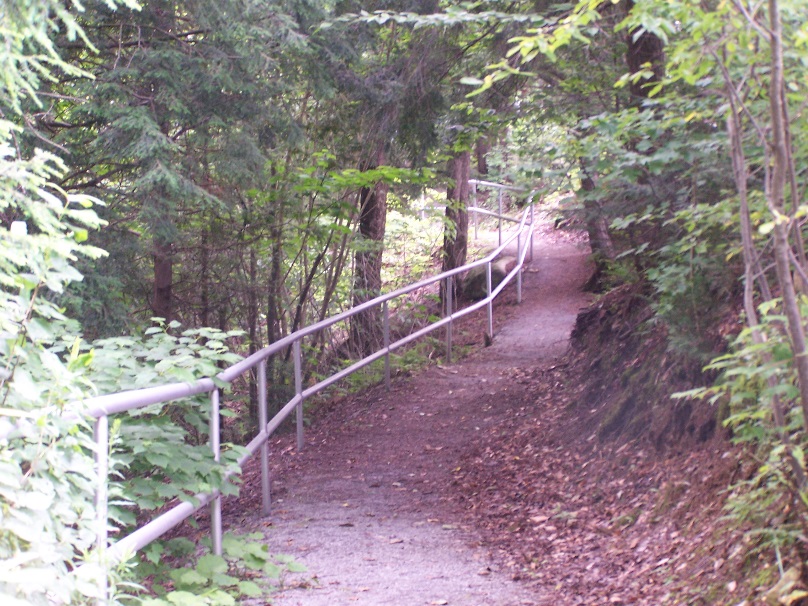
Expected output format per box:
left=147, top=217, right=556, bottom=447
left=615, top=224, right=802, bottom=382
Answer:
left=677, top=301, right=808, bottom=555
left=0, top=2, right=139, bottom=601
left=495, top=0, right=808, bottom=587
left=0, top=0, right=137, bottom=115
left=616, top=199, right=742, bottom=357
left=383, top=207, right=443, bottom=289
left=134, top=533, right=306, bottom=606
left=0, top=3, right=263, bottom=603
left=88, top=322, right=243, bottom=394
left=76, top=324, right=247, bottom=529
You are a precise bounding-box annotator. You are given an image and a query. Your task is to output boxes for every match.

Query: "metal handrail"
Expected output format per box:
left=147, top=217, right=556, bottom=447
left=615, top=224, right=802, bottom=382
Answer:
left=84, top=186, right=537, bottom=596
left=469, top=179, right=525, bottom=245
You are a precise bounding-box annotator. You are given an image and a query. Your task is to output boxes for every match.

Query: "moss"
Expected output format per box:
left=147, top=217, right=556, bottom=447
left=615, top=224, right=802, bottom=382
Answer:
left=751, top=563, right=777, bottom=590
left=653, top=481, right=691, bottom=516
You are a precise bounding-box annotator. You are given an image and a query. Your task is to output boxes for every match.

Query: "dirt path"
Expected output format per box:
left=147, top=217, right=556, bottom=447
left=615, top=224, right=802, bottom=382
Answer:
left=236, top=222, right=592, bottom=605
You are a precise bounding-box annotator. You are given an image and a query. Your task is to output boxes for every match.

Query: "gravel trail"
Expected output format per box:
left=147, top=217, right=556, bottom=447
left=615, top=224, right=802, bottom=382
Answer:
left=235, top=222, right=591, bottom=606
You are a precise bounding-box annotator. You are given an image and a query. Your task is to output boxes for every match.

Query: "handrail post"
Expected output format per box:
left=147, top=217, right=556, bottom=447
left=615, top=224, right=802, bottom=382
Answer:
left=517, top=232, right=523, bottom=304
left=383, top=301, right=391, bottom=390
left=530, top=204, right=535, bottom=262
left=445, top=276, right=453, bottom=363
left=517, top=257, right=523, bottom=305
left=209, top=388, right=222, bottom=556
left=294, top=340, right=304, bottom=451
left=497, top=189, right=503, bottom=246
left=472, top=182, right=478, bottom=241
left=94, top=415, right=109, bottom=605
left=258, top=360, right=271, bottom=516
left=486, top=261, right=494, bottom=339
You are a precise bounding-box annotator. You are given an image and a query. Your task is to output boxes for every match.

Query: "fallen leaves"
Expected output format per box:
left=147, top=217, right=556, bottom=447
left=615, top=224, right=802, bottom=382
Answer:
left=447, top=361, right=743, bottom=605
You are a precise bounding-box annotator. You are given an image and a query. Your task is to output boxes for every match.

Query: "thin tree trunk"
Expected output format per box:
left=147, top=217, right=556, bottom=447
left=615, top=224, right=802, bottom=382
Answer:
left=767, top=0, right=808, bottom=433
left=266, top=172, right=286, bottom=414
left=625, top=0, right=665, bottom=102
left=349, top=147, right=388, bottom=357
left=442, top=151, right=470, bottom=301
left=152, top=238, right=173, bottom=322
left=267, top=198, right=284, bottom=348
left=200, top=227, right=210, bottom=327
left=726, top=78, right=806, bottom=490
left=579, top=173, right=615, bottom=291
left=475, top=137, right=489, bottom=175
left=320, top=221, right=352, bottom=324
left=291, top=233, right=333, bottom=335
left=247, top=246, right=259, bottom=434
left=312, top=222, right=352, bottom=369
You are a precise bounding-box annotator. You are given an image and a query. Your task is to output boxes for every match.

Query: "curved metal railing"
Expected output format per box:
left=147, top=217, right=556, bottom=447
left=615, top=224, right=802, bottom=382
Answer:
left=84, top=182, right=535, bottom=596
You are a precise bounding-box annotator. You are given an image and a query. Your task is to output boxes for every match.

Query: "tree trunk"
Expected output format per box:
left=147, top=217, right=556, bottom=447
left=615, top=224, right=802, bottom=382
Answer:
left=247, top=246, right=259, bottom=434
left=625, top=0, right=665, bottom=102
left=349, top=148, right=388, bottom=357
left=152, top=238, right=173, bottom=322
left=475, top=137, right=489, bottom=175
left=766, top=0, right=808, bottom=432
left=267, top=194, right=284, bottom=349
left=312, top=223, right=352, bottom=369
left=579, top=173, right=615, bottom=291
left=442, top=151, right=470, bottom=301
left=266, top=181, right=286, bottom=414
left=200, top=227, right=210, bottom=327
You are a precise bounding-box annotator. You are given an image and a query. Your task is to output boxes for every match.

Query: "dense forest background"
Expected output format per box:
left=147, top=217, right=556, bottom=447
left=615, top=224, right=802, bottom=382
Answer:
left=3, top=0, right=808, bottom=604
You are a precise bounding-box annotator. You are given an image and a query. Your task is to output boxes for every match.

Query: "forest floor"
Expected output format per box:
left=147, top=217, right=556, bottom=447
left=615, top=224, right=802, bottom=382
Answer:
left=223, top=220, right=748, bottom=605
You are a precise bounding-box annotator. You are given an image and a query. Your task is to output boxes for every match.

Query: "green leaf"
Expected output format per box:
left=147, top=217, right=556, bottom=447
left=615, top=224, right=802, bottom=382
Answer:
left=205, top=589, right=235, bottom=606
left=285, top=560, right=308, bottom=573
left=263, top=562, right=282, bottom=579
left=171, top=568, right=209, bottom=589
left=166, top=591, right=206, bottom=606
left=196, top=554, right=228, bottom=577
left=144, top=542, right=165, bottom=565
left=211, top=573, right=239, bottom=587
left=237, top=581, right=263, bottom=597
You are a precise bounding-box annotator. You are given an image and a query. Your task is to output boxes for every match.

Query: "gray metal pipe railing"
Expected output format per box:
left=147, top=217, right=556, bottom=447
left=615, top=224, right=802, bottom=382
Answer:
left=70, top=185, right=536, bottom=602
left=469, top=179, right=525, bottom=246
left=469, top=179, right=524, bottom=192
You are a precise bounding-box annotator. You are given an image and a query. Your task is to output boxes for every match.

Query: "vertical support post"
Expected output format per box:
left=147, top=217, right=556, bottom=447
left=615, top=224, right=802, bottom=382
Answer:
left=383, top=301, right=391, bottom=390
left=486, top=262, right=494, bottom=339
left=94, top=415, right=109, bottom=605
left=294, top=339, right=304, bottom=451
left=530, top=204, right=535, bottom=262
left=258, top=360, right=271, bottom=516
left=497, top=189, right=503, bottom=246
left=445, top=276, right=453, bottom=363
left=517, top=233, right=523, bottom=304
left=472, top=182, right=478, bottom=241
left=209, top=389, right=222, bottom=556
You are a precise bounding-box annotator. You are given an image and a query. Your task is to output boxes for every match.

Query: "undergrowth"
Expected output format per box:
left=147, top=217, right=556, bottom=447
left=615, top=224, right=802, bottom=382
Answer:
left=131, top=533, right=307, bottom=606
